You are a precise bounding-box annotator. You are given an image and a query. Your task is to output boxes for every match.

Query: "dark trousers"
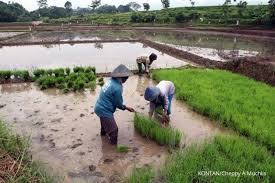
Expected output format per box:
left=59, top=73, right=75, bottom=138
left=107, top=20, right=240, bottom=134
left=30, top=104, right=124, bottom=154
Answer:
left=100, top=117, right=118, bottom=145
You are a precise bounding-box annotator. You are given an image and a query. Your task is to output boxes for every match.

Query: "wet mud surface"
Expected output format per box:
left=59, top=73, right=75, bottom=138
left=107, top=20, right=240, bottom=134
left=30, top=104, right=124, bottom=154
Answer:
left=0, top=76, right=223, bottom=182
left=0, top=42, right=187, bottom=72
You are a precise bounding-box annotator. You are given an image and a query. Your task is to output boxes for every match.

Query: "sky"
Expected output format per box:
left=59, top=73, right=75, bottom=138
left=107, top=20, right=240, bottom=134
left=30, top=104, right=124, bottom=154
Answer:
left=2, top=0, right=269, bottom=11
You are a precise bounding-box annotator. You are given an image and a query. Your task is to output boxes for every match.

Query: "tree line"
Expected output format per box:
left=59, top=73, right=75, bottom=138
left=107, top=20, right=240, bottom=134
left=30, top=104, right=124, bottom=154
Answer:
left=0, top=0, right=274, bottom=25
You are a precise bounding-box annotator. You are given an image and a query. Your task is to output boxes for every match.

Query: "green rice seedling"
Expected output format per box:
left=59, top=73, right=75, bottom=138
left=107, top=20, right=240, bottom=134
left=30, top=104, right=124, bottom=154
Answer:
left=0, top=70, right=11, bottom=80
left=85, top=66, right=96, bottom=74
left=134, top=113, right=182, bottom=148
left=65, top=68, right=71, bottom=75
left=62, top=87, right=70, bottom=94
left=55, top=77, right=65, bottom=84
left=46, top=69, right=53, bottom=76
left=86, top=80, right=96, bottom=91
left=73, top=66, right=85, bottom=73
left=128, top=166, right=154, bottom=183
left=12, top=70, right=30, bottom=81
left=73, top=79, right=85, bottom=91
left=116, top=144, right=129, bottom=153
left=53, top=68, right=65, bottom=77
left=37, top=76, right=56, bottom=90
left=155, top=106, right=164, bottom=115
left=98, top=77, right=104, bottom=86
left=162, top=135, right=275, bottom=183
left=153, top=68, right=275, bottom=152
left=33, top=69, right=45, bottom=79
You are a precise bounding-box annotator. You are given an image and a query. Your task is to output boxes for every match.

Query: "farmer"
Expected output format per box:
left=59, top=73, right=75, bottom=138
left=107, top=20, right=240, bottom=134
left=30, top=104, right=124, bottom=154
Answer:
left=144, top=81, right=175, bottom=123
left=136, top=53, right=158, bottom=74
left=94, top=64, right=135, bottom=145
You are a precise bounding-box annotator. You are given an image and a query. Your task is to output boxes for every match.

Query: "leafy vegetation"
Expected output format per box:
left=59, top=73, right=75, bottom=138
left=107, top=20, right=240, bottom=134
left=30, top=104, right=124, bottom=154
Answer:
left=128, top=166, right=154, bottom=183
left=134, top=113, right=182, bottom=148
left=162, top=135, right=275, bottom=183
left=153, top=68, right=275, bottom=152
left=116, top=144, right=129, bottom=153
left=98, top=77, right=105, bottom=86
left=0, top=119, right=56, bottom=182
left=34, top=66, right=97, bottom=92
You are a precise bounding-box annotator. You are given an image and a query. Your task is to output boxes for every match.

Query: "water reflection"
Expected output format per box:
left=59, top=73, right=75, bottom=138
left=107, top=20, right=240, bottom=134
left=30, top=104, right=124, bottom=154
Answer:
left=0, top=42, right=186, bottom=72
left=143, top=31, right=275, bottom=56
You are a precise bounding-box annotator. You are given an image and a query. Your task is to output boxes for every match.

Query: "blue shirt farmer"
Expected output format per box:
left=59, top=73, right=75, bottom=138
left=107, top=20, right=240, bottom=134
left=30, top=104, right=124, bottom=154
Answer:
left=95, top=78, right=126, bottom=118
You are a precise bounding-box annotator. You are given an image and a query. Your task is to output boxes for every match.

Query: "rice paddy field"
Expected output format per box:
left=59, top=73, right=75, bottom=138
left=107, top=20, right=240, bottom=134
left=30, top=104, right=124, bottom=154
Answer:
left=0, top=29, right=274, bottom=182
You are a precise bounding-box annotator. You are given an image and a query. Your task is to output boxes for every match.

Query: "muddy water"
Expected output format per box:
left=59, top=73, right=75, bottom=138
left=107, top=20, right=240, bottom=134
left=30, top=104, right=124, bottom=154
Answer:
left=143, top=31, right=275, bottom=60
left=0, top=32, right=26, bottom=40
left=0, top=42, right=187, bottom=72
left=1, top=31, right=137, bottom=43
left=0, top=76, right=223, bottom=182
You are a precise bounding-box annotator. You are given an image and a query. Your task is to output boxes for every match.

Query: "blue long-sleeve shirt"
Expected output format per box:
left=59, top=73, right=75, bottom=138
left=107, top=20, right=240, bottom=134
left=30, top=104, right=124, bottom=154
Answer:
left=94, top=78, right=126, bottom=118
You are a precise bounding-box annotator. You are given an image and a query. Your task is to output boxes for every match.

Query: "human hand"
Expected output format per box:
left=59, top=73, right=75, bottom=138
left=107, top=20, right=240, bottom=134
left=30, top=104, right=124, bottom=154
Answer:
left=126, top=107, right=135, bottom=112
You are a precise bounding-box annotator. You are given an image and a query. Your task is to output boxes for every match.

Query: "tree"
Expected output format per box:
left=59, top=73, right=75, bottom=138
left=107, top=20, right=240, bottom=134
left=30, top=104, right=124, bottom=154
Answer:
left=143, top=3, right=150, bottom=11
left=161, top=0, right=170, bottom=9
left=117, top=5, right=132, bottom=13
left=37, top=0, right=47, bottom=9
left=269, top=0, right=275, bottom=24
left=96, top=4, right=117, bottom=13
left=190, top=0, right=195, bottom=7
left=64, top=1, right=72, bottom=11
left=236, top=1, right=247, bottom=18
left=90, top=0, right=101, bottom=10
left=128, top=2, right=141, bottom=11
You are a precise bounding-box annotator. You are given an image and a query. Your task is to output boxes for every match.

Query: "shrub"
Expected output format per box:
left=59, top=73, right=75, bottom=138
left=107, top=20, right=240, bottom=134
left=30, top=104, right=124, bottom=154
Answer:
left=134, top=113, right=182, bottom=148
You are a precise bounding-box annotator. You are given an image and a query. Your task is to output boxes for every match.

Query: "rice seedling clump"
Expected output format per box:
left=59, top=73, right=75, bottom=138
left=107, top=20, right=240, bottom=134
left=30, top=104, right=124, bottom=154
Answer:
left=134, top=113, right=182, bottom=148
left=32, top=66, right=96, bottom=92
left=116, top=144, right=129, bottom=153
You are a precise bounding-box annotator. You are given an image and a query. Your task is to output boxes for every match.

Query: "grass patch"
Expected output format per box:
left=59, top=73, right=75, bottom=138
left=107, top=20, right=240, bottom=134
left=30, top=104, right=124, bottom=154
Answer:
left=116, top=144, right=129, bottom=153
left=134, top=113, right=182, bottom=148
left=162, top=135, right=275, bottom=183
left=128, top=166, right=154, bottom=183
left=153, top=68, right=275, bottom=152
left=0, top=120, right=56, bottom=182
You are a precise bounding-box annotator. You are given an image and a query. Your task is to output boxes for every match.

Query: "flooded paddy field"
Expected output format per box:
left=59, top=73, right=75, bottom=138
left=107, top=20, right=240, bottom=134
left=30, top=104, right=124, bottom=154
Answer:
left=0, top=42, right=187, bottom=72
left=1, top=30, right=138, bottom=44
left=143, top=31, right=275, bottom=61
left=0, top=76, right=223, bottom=182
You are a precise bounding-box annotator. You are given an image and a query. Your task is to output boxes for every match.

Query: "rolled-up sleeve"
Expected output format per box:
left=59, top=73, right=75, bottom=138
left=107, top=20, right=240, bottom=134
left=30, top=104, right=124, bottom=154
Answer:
left=163, top=95, right=169, bottom=113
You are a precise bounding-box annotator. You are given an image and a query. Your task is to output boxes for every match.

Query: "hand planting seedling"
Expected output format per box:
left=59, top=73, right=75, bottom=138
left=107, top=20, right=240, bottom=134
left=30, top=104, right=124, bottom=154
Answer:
left=134, top=113, right=182, bottom=148
left=116, top=144, right=129, bottom=153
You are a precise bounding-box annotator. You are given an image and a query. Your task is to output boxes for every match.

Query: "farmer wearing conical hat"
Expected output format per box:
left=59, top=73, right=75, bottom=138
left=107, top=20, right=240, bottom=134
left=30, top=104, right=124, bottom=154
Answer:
left=144, top=81, right=175, bottom=124
left=136, top=53, right=158, bottom=74
left=94, top=64, right=135, bottom=145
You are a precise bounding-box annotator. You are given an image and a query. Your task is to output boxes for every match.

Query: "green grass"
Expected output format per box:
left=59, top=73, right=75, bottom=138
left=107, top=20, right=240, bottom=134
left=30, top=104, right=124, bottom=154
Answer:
left=162, top=135, right=275, bottom=183
left=134, top=113, right=182, bottom=148
left=0, top=120, right=57, bottom=182
left=128, top=166, right=154, bottom=183
left=152, top=68, right=275, bottom=152
left=116, top=144, right=129, bottom=153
